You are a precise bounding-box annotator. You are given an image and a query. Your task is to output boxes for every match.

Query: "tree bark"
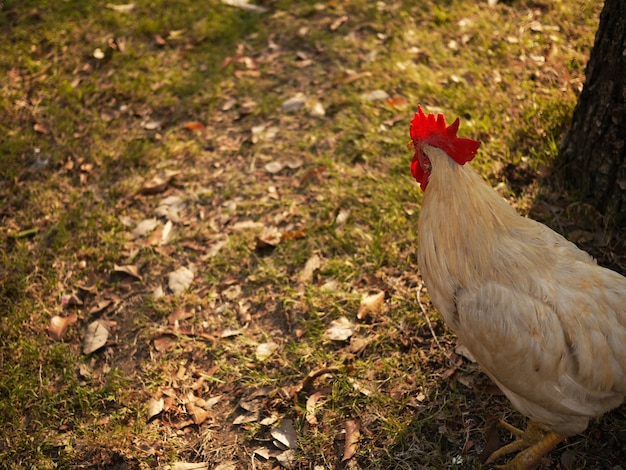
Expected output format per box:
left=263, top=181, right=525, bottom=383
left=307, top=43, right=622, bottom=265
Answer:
left=559, top=0, right=626, bottom=226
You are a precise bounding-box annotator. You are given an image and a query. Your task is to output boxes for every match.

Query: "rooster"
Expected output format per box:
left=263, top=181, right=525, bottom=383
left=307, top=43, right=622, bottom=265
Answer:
left=409, top=106, right=626, bottom=469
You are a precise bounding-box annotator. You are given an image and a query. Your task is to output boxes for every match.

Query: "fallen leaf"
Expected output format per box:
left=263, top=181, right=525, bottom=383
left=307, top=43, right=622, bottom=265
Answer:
left=105, top=2, right=135, bottom=12
left=264, top=160, right=285, bottom=173
left=221, top=326, right=242, bottom=338
left=335, top=208, right=350, bottom=227
left=142, top=119, right=163, bottom=130
left=324, top=317, right=355, bottom=341
left=213, top=463, right=237, bottom=470
left=89, top=299, right=113, bottom=314
left=233, top=411, right=260, bottom=424
left=342, top=419, right=360, bottom=461
left=168, top=265, right=194, bottom=295
left=186, top=401, right=209, bottom=425
left=255, top=341, right=278, bottom=361
left=253, top=447, right=271, bottom=460
left=147, top=398, right=164, bottom=421
left=357, top=291, right=385, bottom=320
left=271, top=419, right=297, bottom=450
left=307, top=99, right=325, bottom=117
left=83, top=320, right=109, bottom=354
left=280, top=93, right=307, bottom=113
left=256, top=227, right=282, bottom=250
left=298, top=253, right=321, bottom=284
left=33, top=122, right=50, bottom=134
left=221, top=0, right=268, bottom=13
left=169, top=307, right=194, bottom=324
left=330, top=15, right=348, bottom=31
left=132, top=218, right=159, bottom=238
left=361, top=89, right=390, bottom=102
left=183, top=121, right=205, bottom=132
left=275, top=449, right=296, bottom=469
left=305, top=390, right=325, bottom=425
left=153, top=335, right=176, bottom=352
left=169, top=463, right=209, bottom=470
left=113, top=263, right=142, bottom=280
left=48, top=313, right=78, bottom=341
left=140, top=170, right=180, bottom=195
left=154, top=195, right=186, bottom=222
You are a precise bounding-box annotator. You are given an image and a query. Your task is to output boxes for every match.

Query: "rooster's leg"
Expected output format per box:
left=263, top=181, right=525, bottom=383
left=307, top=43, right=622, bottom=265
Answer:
left=485, top=420, right=566, bottom=470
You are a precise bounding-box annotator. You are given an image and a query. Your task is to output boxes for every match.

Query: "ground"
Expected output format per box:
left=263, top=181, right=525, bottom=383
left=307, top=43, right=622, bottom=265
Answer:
left=1, top=1, right=625, bottom=469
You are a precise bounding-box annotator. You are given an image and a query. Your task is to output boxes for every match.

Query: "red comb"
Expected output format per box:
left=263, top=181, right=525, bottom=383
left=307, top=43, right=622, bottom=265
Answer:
left=410, top=105, right=481, bottom=164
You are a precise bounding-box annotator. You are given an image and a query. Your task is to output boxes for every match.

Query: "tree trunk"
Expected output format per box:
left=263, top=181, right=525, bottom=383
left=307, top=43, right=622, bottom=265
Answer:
left=559, top=0, right=626, bottom=226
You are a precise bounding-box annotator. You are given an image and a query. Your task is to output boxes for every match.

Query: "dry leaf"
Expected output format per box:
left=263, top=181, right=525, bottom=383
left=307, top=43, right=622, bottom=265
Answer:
left=361, top=89, right=389, bottom=102
left=330, top=15, right=348, bottom=31
left=233, top=411, right=260, bottom=424
left=154, top=195, right=186, bottom=222
left=324, top=317, right=355, bottom=341
left=140, top=170, right=179, bottom=195
left=357, top=291, right=385, bottom=320
left=113, top=263, right=142, bottom=280
left=83, top=320, right=109, bottom=354
left=221, top=0, right=268, bottom=13
left=255, top=341, right=278, bottom=361
left=335, top=208, right=350, bottom=227
left=298, top=253, right=321, bottom=283
left=153, top=335, right=176, bottom=352
left=169, top=463, right=209, bottom=470
left=168, top=265, right=194, bottom=295
left=275, top=449, right=296, bottom=469
left=146, top=398, right=164, bottom=421
left=213, top=462, right=237, bottom=470
left=33, top=122, right=50, bottom=134
left=48, top=313, right=78, bottom=341
left=169, top=307, right=194, bottom=324
left=305, top=390, right=325, bottom=425
left=280, top=93, right=307, bottom=113
left=106, top=2, right=136, bottom=12
left=89, top=299, right=113, bottom=314
left=131, top=218, right=159, bottom=238
left=183, top=121, right=205, bottom=131
left=342, top=419, right=360, bottom=461
left=264, top=160, right=285, bottom=173
left=271, top=419, right=297, bottom=450
left=186, top=401, right=209, bottom=425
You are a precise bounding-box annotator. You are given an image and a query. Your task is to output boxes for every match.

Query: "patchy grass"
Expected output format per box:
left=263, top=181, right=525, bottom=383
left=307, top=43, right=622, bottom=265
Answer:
left=1, top=0, right=623, bottom=469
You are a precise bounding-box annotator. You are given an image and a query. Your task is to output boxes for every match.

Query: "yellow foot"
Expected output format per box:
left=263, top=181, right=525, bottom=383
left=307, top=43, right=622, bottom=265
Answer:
left=485, top=420, right=566, bottom=470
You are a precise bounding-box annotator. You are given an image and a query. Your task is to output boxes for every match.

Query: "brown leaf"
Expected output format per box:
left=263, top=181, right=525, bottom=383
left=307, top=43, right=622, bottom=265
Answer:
left=153, top=334, right=176, bottom=352
left=113, top=263, right=142, bottom=280
left=140, top=170, right=180, bottom=195
left=357, top=291, right=385, bottom=320
left=342, top=419, right=360, bottom=461
left=105, top=3, right=136, bottom=12
left=48, top=313, right=78, bottom=341
left=33, top=122, right=50, bottom=134
left=330, top=15, right=348, bottom=31
left=154, top=34, right=167, bottom=46
left=169, top=307, right=194, bottom=325
left=186, top=401, right=209, bottom=425
left=298, top=253, right=321, bottom=284
left=83, top=320, right=109, bottom=354
left=305, top=390, right=325, bottom=425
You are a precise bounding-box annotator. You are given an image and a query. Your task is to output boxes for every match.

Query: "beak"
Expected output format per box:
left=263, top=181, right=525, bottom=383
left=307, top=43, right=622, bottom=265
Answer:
left=407, top=140, right=415, bottom=151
